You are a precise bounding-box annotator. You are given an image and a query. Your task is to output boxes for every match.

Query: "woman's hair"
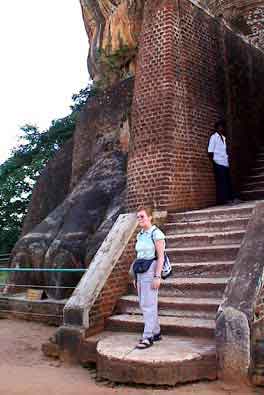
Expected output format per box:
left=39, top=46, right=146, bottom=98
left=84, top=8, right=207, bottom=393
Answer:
left=214, top=120, right=226, bottom=130
left=136, top=206, right=153, bottom=217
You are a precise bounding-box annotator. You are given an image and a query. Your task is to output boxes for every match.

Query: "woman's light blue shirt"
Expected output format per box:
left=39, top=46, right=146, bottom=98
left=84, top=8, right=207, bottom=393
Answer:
left=135, top=225, right=165, bottom=260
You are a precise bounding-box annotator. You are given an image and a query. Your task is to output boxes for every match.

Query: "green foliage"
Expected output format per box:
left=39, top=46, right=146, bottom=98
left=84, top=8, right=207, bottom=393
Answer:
left=0, top=85, right=95, bottom=254
left=71, top=82, right=100, bottom=112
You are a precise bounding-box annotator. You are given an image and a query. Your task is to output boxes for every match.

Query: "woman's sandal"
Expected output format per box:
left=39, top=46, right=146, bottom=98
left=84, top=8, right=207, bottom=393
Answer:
left=136, top=338, right=153, bottom=349
left=153, top=332, right=162, bottom=342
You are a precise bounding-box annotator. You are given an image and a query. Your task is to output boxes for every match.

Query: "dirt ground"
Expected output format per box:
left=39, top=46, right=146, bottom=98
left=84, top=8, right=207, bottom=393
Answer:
left=0, top=318, right=263, bottom=395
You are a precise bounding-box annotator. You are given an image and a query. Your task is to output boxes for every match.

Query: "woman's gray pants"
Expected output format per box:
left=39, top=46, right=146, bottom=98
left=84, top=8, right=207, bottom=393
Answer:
left=137, top=261, right=160, bottom=339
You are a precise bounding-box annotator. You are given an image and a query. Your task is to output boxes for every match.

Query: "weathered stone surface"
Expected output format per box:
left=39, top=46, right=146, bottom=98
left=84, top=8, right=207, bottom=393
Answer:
left=219, top=202, right=264, bottom=321
left=80, top=0, right=144, bottom=82
left=22, top=139, right=73, bottom=235
left=216, top=202, right=264, bottom=383
left=80, top=0, right=264, bottom=88
left=41, top=341, right=60, bottom=359
left=0, top=293, right=65, bottom=326
left=216, top=307, right=251, bottom=383
left=9, top=80, right=134, bottom=299
left=71, top=78, right=134, bottom=188
left=96, top=333, right=216, bottom=385
left=54, top=325, right=85, bottom=364
left=21, top=138, right=74, bottom=236
left=196, top=1, right=264, bottom=49
left=10, top=151, right=127, bottom=299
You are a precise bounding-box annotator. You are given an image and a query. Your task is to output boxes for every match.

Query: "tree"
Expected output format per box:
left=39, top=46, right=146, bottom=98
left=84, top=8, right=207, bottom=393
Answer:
left=0, top=84, right=94, bottom=254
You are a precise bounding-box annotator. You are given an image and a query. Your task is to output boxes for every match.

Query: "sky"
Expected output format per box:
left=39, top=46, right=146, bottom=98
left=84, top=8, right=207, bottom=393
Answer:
left=0, top=0, right=89, bottom=163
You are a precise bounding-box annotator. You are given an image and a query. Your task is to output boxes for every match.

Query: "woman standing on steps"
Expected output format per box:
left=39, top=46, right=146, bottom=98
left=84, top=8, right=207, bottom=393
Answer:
left=133, top=207, right=166, bottom=349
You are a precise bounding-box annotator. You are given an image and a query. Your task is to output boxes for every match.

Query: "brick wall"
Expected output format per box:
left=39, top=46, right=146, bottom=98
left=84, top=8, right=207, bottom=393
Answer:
left=223, top=28, right=264, bottom=193
left=85, top=233, right=137, bottom=335
left=127, top=0, right=264, bottom=211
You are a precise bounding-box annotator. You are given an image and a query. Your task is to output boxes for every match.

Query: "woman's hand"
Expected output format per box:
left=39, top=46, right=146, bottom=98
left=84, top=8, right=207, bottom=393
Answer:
left=152, top=277, right=161, bottom=290
left=133, top=279, right=137, bottom=289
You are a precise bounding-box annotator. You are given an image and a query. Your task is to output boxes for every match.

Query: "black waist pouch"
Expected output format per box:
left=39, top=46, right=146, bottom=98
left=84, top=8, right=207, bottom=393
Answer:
left=133, top=258, right=154, bottom=275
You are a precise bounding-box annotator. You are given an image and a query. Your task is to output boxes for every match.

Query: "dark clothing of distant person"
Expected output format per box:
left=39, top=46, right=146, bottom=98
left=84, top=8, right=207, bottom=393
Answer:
left=208, top=130, right=233, bottom=205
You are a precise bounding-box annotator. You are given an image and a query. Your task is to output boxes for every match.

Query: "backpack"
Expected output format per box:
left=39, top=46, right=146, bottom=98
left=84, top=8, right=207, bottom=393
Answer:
left=151, top=227, right=172, bottom=279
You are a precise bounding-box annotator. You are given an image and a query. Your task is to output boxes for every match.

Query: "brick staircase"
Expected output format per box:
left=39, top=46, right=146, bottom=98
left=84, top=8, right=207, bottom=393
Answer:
left=82, top=201, right=260, bottom=385
left=241, top=150, right=264, bottom=201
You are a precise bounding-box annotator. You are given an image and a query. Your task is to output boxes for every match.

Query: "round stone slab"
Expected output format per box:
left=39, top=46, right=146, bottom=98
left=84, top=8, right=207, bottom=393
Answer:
left=96, top=333, right=216, bottom=385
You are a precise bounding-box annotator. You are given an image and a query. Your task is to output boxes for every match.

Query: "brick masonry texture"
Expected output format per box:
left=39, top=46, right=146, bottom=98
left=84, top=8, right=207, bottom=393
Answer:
left=85, top=233, right=137, bottom=335
left=127, top=0, right=264, bottom=211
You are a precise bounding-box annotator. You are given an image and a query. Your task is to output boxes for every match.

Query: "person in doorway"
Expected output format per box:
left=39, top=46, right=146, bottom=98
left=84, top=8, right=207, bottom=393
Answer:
left=208, top=120, right=234, bottom=205
left=133, top=207, right=165, bottom=349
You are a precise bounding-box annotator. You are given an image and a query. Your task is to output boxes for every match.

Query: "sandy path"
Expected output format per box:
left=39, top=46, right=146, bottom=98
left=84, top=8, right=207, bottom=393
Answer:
left=0, top=318, right=263, bottom=395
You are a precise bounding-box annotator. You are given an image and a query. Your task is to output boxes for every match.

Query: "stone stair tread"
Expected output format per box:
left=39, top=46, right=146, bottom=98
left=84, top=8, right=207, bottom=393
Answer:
left=171, top=261, right=235, bottom=271
left=246, top=174, right=264, bottom=179
left=244, top=181, right=264, bottom=187
left=167, top=216, right=249, bottom=224
left=168, top=202, right=255, bottom=216
left=81, top=330, right=127, bottom=363
left=166, top=230, right=245, bottom=238
left=163, top=277, right=229, bottom=285
left=241, top=188, right=264, bottom=193
left=108, top=314, right=216, bottom=329
left=96, top=333, right=216, bottom=385
left=251, top=166, right=264, bottom=171
left=83, top=330, right=117, bottom=344
left=129, top=277, right=229, bottom=286
left=164, top=221, right=249, bottom=230
left=163, top=218, right=249, bottom=233
left=166, top=244, right=240, bottom=252
left=119, top=294, right=222, bottom=306
left=171, top=261, right=234, bottom=267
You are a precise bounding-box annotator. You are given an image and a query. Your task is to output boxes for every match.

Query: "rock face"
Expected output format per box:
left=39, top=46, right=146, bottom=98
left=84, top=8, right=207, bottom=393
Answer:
left=10, top=79, right=134, bottom=299
left=197, top=0, right=264, bottom=49
left=22, top=138, right=74, bottom=236
left=216, top=202, right=264, bottom=383
left=80, top=0, right=264, bottom=87
left=80, top=0, right=145, bottom=83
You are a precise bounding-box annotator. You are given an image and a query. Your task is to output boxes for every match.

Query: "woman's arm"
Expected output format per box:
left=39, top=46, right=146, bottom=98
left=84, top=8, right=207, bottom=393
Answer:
left=152, top=239, right=165, bottom=290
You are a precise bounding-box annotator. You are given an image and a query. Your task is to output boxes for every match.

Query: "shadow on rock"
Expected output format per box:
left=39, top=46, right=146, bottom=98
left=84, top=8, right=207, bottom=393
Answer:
left=9, top=151, right=127, bottom=299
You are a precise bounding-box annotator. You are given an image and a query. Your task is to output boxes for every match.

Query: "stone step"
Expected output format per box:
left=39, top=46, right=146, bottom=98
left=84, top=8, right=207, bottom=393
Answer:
left=240, top=189, right=264, bottom=201
left=251, top=167, right=264, bottom=175
left=116, top=295, right=221, bottom=319
left=80, top=331, right=117, bottom=364
left=166, top=230, right=244, bottom=248
left=167, top=203, right=254, bottom=223
left=243, top=180, right=264, bottom=190
left=255, top=158, right=264, bottom=163
left=170, top=261, right=234, bottom=277
left=96, top=333, right=216, bottom=385
left=129, top=277, right=229, bottom=298
left=166, top=244, right=240, bottom=262
left=246, top=174, right=264, bottom=182
left=106, top=314, right=216, bottom=338
left=163, top=217, right=249, bottom=235
left=0, top=294, right=65, bottom=326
